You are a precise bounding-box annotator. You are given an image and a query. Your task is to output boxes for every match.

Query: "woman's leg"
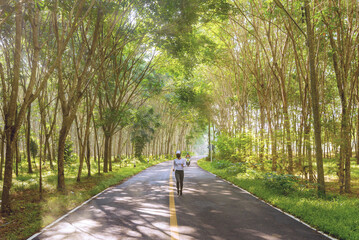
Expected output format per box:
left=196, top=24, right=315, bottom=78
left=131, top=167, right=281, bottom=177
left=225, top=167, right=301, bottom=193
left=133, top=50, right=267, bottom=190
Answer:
left=179, top=170, right=184, bottom=195
left=175, top=171, right=180, bottom=195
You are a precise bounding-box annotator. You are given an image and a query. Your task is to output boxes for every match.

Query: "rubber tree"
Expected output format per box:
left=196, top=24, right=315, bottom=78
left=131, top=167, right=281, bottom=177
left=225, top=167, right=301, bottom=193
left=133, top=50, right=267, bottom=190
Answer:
left=0, top=0, right=84, bottom=213
left=303, top=0, right=326, bottom=196
left=98, top=56, right=155, bottom=171
left=75, top=90, right=98, bottom=182
left=97, top=31, right=155, bottom=172
left=55, top=0, right=101, bottom=191
left=272, top=0, right=326, bottom=196
left=130, top=107, right=160, bottom=159
left=321, top=0, right=358, bottom=194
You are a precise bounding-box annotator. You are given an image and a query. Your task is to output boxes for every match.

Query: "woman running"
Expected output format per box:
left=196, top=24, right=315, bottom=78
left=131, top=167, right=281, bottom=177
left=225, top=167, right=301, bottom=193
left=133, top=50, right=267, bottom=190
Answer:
left=173, top=150, right=186, bottom=196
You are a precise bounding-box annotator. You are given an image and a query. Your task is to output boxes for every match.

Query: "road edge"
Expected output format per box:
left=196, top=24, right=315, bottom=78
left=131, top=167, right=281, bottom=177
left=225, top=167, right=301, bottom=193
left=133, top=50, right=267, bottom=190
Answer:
left=27, top=161, right=165, bottom=240
left=195, top=160, right=338, bottom=240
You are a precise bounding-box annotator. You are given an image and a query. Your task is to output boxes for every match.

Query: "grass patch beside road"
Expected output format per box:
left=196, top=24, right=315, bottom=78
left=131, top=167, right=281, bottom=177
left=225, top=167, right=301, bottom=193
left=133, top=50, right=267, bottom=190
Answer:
left=0, top=157, right=167, bottom=240
left=198, top=159, right=359, bottom=240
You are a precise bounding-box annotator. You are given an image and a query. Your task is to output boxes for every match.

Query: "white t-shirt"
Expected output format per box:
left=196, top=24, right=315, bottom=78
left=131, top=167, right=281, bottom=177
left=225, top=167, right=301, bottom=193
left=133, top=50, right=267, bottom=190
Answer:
left=173, top=158, right=186, bottom=171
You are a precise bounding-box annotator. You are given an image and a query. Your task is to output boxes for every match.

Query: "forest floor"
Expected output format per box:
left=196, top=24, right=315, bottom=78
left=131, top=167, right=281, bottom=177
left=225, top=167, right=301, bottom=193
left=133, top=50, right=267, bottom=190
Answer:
left=322, top=158, right=359, bottom=197
left=0, top=157, right=167, bottom=240
left=198, top=158, right=359, bottom=240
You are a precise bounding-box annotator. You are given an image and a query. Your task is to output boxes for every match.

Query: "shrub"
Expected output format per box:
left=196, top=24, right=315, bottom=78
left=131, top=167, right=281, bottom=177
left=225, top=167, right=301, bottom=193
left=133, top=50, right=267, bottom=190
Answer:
left=226, top=162, right=247, bottom=175
left=214, top=133, right=253, bottom=161
left=263, top=172, right=300, bottom=195
left=64, top=139, right=77, bottom=164
left=30, top=138, right=38, bottom=159
left=119, top=157, right=132, bottom=167
left=211, top=160, right=232, bottom=169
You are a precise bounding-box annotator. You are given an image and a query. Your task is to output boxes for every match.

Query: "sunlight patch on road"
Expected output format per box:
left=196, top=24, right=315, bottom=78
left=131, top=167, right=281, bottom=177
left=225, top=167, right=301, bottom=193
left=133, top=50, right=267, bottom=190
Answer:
left=72, top=219, right=101, bottom=229
left=169, top=168, right=180, bottom=240
left=137, top=208, right=169, bottom=217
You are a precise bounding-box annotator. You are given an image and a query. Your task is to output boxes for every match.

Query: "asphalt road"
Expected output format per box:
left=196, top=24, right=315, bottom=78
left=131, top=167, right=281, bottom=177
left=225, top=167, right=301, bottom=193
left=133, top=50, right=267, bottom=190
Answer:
left=29, top=156, right=331, bottom=240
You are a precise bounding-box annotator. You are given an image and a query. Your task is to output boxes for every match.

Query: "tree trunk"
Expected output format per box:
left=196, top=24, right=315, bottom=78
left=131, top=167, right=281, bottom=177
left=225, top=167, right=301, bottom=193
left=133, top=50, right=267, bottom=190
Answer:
left=208, top=120, right=211, bottom=159
left=93, top=138, right=97, bottom=171
left=305, top=0, right=325, bottom=196
left=76, top=140, right=86, bottom=182
left=26, top=106, right=33, bottom=173
left=283, top=99, right=293, bottom=174
left=1, top=1, right=22, bottom=214
left=268, top=115, right=277, bottom=172
left=39, top=124, right=43, bottom=199
left=76, top=112, right=92, bottom=182
left=162, top=133, right=165, bottom=156
left=52, top=135, right=56, bottom=167
left=109, top=135, right=113, bottom=171
left=259, top=106, right=265, bottom=170
left=0, top=131, right=4, bottom=180
left=1, top=127, right=16, bottom=213
left=298, top=115, right=304, bottom=170
left=304, top=122, right=313, bottom=182
left=126, top=138, right=129, bottom=158
left=45, top=136, right=53, bottom=168
left=356, top=105, right=359, bottom=164
left=342, top=108, right=351, bottom=193
left=86, top=136, right=91, bottom=177
left=15, top=137, right=19, bottom=177
left=152, top=136, right=156, bottom=157
left=57, top=124, right=71, bottom=192
left=166, top=127, right=172, bottom=156
left=97, top=135, right=101, bottom=174
left=118, top=130, right=122, bottom=157
left=92, top=114, right=100, bottom=174
left=103, top=134, right=110, bottom=173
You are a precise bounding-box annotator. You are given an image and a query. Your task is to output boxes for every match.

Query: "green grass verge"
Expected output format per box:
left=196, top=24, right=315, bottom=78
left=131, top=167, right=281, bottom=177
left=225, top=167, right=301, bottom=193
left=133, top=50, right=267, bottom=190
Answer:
left=0, top=158, right=167, bottom=240
left=198, top=159, right=359, bottom=240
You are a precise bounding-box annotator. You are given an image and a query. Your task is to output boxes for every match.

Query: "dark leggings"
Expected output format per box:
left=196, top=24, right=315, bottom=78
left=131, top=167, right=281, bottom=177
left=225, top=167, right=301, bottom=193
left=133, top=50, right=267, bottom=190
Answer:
left=175, top=170, right=184, bottom=190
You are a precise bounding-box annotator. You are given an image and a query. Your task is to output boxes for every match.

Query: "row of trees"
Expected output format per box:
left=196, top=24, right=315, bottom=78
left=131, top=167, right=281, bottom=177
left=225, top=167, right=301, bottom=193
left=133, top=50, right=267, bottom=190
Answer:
left=207, top=0, right=359, bottom=196
left=0, top=0, right=212, bottom=215
left=0, top=0, right=152, bottom=214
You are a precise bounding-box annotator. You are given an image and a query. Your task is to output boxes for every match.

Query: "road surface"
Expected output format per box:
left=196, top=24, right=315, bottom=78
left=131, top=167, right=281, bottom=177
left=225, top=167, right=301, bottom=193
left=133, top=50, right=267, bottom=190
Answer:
left=29, top=156, right=331, bottom=240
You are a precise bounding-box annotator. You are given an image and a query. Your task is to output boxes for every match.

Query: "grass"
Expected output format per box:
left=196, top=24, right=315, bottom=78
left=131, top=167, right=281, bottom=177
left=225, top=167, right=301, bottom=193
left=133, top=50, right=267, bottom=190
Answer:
left=0, top=156, right=167, bottom=240
left=198, top=159, right=359, bottom=240
left=238, top=154, right=359, bottom=198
